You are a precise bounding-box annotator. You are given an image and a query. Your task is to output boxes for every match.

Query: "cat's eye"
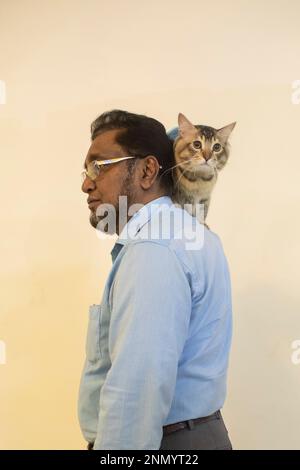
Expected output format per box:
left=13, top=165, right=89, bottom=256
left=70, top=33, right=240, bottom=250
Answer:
left=193, top=140, right=202, bottom=149
left=213, top=143, right=222, bottom=152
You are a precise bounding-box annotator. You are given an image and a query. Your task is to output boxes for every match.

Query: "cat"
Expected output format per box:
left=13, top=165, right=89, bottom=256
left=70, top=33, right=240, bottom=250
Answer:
left=169, top=113, right=236, bottom=228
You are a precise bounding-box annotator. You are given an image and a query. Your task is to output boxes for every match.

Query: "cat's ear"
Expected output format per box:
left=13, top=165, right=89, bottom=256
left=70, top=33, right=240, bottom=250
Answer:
left=178, top=113, right=196, bottom=137
left=217, top=122, right=236, bottom=142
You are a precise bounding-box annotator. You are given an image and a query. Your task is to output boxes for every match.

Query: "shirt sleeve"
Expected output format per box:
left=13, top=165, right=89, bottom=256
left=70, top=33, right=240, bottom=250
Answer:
left=93, top=241, right=192, bottom=449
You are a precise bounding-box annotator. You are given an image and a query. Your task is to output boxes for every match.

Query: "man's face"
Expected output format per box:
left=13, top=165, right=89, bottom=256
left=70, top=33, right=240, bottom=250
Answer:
left=81, top=129, right=138, bottom=234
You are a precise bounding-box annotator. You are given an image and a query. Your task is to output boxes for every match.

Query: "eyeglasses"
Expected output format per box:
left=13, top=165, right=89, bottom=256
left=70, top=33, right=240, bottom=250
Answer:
left=81, top=155, right=163, bottom=182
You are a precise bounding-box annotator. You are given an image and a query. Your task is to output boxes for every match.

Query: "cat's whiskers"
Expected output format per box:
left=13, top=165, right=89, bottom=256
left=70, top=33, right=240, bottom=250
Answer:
left=174, top=165, right=190, bottom=189
left=159, top=159, right=193, bottom=178
left=159, top=159, right=196, bottom=190
left=160, top=157, right=216, bottom=190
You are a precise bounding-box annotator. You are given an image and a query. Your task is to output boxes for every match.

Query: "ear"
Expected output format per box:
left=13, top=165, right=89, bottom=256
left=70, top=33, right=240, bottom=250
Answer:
left=178, top=112, right=197, bottom=137
left=217, top=122, right=236, bottom=142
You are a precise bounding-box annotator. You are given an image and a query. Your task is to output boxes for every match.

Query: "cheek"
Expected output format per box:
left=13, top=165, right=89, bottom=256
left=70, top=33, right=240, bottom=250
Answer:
left=93, top=177, right=116, bottom=203
left=215, top=152, right=228, bottom=167
left=215, top=151, right=224, bottom=160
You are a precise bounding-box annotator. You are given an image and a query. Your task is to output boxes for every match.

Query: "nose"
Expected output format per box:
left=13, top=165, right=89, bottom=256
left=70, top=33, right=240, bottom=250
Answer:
left=203, top=152, right=211, bottom=162
left=81, top=175, right=96, bottom=193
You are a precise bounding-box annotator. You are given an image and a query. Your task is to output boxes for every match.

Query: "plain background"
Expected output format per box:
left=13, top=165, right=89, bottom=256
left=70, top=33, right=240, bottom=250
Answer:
left=0, top=0, right=300, bottom=450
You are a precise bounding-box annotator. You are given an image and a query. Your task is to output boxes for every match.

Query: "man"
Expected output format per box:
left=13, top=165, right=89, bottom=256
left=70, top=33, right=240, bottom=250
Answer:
left=78, top=109, right=233, bottom=450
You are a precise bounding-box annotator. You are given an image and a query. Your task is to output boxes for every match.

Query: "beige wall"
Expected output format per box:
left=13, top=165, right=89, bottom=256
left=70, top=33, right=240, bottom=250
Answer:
left=0, top=0, right=300, bottom=449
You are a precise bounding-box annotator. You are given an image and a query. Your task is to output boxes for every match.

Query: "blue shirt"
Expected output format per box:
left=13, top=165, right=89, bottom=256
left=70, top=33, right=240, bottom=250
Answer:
left=77, top=195, right=233, bottom=449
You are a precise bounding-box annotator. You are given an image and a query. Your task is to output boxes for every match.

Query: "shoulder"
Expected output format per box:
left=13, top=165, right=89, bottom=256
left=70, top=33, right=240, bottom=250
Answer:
left=118, top=202, right=227, bottom=282
left=118, top=239, right=191, bottom=283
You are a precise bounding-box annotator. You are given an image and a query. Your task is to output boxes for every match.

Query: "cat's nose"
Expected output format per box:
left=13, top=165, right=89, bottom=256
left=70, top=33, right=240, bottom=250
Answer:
left=203, top=152, right=211, bottom=161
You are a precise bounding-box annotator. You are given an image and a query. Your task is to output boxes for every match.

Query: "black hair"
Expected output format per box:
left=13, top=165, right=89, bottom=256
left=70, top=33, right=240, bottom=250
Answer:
left=90, top=109, right=175, bottom=195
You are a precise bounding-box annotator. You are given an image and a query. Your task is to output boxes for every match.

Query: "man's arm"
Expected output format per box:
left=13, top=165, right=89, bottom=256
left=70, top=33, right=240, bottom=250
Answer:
left=93, top=241, right=192, bottom=449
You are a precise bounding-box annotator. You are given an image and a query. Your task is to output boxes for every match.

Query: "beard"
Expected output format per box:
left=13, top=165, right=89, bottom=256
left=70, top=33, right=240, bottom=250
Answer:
left=89, top=168, right=138, bottom=235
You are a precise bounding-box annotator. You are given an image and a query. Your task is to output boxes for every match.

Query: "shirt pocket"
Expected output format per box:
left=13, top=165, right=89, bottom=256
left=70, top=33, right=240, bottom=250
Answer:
left=85, top=304, right=102, bottom=363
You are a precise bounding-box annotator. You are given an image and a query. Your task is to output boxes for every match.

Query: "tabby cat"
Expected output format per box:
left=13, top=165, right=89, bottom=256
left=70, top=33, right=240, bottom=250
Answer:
left=170, top=113, right=236, bottom=227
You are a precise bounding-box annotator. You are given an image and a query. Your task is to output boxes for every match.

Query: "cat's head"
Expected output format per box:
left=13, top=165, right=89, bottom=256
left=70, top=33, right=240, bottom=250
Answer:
left=174, top=113, right=236, bottom=177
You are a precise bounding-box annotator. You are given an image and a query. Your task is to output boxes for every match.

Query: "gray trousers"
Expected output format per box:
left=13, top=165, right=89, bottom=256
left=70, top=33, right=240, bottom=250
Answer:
left=159, top=410, right=233, bottom=450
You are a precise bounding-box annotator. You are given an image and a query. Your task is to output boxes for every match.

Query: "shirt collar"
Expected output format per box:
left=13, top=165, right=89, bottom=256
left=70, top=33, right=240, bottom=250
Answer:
left=114, top=195, right=173, bottom=247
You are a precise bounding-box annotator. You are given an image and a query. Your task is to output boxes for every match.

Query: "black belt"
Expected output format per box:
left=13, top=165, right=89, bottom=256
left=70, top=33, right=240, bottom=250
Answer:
left=162, top=410, right=221, bottom=437
left=86, top=410, right=222, bottom=449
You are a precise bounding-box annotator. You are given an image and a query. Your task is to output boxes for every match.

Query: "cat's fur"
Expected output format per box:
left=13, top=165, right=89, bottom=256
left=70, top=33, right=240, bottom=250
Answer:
left=171, top=113, right=236, bottom=227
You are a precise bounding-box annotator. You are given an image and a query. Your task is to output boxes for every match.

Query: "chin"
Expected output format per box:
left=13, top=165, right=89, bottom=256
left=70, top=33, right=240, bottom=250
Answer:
left=89, top=211, right=117, bottom=235
left=194, top=163, right=215, bottom=177
left=89, top=212, right=98, bottom=229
